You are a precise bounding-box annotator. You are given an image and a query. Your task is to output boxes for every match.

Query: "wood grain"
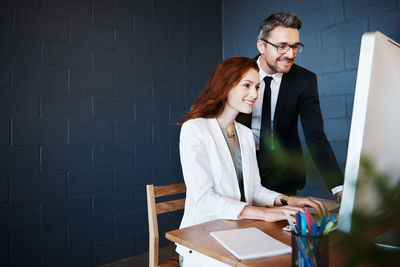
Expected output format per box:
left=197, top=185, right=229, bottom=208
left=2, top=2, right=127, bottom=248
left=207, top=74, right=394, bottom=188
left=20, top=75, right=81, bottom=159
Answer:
left=166, top=219, right=344, bottom=267
left=147, top=183, right=186, bottom=267
left=154, top=183, right=186, bottom=198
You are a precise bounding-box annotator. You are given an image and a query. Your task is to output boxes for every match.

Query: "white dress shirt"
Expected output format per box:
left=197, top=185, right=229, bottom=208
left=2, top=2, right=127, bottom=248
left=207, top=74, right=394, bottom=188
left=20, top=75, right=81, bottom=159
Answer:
left=251, top=57, right=283, bottom=150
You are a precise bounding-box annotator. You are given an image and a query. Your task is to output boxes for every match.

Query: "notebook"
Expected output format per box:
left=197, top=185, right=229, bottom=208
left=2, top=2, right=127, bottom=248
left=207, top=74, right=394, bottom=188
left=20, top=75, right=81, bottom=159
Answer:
left=210, top=227, right=291, bottom=260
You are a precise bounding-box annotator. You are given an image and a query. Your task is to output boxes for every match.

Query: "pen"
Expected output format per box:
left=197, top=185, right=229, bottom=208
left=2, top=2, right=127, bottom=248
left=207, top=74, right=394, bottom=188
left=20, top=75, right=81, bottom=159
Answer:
left=283, top=210, right=297, bottom=234
left=327, top=213, right=337, bottom=224
left=304, top=210, right=313, bottom=235
left=312, top=221, right=317, bottom=237
left=323, top=221, right=335, bottom=235
left=296, top=211, right=301, bottom=234
left=294, top=236, right=306, bottom=267
left=295, top=211, right=304, bottom=267
left=301, top=212, right=307, bottom=236
left=296, top=241, right=312, bottom=267
left=318, top=215, right=327, bottom=236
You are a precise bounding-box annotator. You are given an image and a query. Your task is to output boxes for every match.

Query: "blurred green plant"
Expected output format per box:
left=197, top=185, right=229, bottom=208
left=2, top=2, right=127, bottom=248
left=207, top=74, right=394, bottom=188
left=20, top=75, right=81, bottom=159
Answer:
left=338, top=157, right=400, bottom=267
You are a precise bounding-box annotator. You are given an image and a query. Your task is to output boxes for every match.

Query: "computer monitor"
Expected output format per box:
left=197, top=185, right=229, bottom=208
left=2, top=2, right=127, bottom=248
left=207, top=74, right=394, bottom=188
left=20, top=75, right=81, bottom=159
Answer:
left=338, top=31, right=400, bottom=237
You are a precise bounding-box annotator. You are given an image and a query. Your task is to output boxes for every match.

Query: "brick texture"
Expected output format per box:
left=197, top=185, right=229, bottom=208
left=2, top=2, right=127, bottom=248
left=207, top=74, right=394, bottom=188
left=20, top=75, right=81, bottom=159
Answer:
left=43, top=40, right=91, bottom=70
left=0, top=59, right=10, bottom=88
left=116, top=210, right=148, bottom=237
left=15, top=5, right=69, bottom=40
left=41, top=94, right=91, bottom=119
left=9, top=173, right=65, bottom=203
left=69, top=120, right=113, bottom=144
left=43, top=0, right=91, bottom=21
left=93, top=144, right=133, bottom=168
left=1, top=203, right=41, bottom=233
left=0, top=119, right=10, bottom=146
left=13, top=119, right=67, bottom=146
left=93, top=191, right=134, bottom=217
left=94, top=236, right=135, bottom=266
left=10, top=226, right=66, bottom=260
left=68, top=217, right=114, bottom=247
left=71, top=19, right=114, bottom=49
left=0, top=147, right=40, bottom=175
left=6, top=0, right=396, bottom=266
left=14, top=62, right=67, bottom=93
left=115, top=166, right=152, bottom=190
left=68, top=168, right=113, bottom=196
left=43, top=245, right=93, bottom=267
left=43, top=196, right=92, bottom=226
left=0, top=176, right=8, bottom=204
left=0, top=91, right=40, bottom=118
left=70, top=69, right=114, bottom=97
left=0, top=32, right=41, bottom=63
left=2, top=2, right=214, bottom=263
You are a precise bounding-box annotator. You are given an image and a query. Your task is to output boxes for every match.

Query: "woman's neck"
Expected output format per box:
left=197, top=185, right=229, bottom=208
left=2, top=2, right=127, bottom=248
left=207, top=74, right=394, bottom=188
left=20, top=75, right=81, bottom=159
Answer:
left=216, top=109, right=237, bottom=133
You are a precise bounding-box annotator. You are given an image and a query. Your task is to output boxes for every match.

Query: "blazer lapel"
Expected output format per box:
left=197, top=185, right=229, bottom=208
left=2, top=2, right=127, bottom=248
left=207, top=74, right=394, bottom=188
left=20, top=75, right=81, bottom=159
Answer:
left=236, top=124, right=250, bottom=203
left=208, top=119, right=238, bottom=181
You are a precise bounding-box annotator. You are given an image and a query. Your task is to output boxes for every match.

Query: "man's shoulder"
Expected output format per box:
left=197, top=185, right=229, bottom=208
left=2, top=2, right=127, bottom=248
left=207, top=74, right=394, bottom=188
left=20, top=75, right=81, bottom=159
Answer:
left=289, top=64, right=316, bottom=77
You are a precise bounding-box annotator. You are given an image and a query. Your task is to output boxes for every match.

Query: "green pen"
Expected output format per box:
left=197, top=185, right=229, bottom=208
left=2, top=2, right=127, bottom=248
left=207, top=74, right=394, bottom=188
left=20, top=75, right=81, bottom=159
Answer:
left=323, top=221, right=335, bottom=235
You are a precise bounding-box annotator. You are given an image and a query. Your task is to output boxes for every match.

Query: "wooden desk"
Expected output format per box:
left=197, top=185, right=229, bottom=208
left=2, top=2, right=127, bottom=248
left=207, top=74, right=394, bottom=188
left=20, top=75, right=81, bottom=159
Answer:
left=166, top=219, right=344, bottom=267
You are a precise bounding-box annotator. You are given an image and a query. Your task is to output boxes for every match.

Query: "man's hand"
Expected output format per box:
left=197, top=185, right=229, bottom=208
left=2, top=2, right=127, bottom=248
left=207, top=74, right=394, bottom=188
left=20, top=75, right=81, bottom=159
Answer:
left=335, top=191, right=343, bottom=200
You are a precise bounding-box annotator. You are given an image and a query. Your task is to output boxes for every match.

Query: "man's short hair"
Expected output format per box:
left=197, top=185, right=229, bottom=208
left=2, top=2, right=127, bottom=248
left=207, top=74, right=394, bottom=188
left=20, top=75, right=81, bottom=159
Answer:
left=258, top=12, right=302, bottom=40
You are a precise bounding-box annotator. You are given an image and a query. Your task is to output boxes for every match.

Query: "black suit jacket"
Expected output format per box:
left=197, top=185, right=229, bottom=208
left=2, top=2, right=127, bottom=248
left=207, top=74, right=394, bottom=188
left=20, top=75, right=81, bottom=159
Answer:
left=239, top=62, right=344, bottom=195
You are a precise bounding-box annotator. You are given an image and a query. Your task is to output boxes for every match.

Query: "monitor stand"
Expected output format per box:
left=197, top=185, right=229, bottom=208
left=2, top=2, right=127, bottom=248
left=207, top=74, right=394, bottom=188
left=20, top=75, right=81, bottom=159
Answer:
left=373, top=227, right=400, bottom=250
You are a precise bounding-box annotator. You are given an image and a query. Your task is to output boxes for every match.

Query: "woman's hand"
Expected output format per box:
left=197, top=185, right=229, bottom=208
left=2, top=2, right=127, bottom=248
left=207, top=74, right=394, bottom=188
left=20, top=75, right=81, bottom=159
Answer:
left=261, top=206, right=303, bottom=222
left=287, top=196, right=328, bottom=217
left=240, top=205, right=303, bottom=223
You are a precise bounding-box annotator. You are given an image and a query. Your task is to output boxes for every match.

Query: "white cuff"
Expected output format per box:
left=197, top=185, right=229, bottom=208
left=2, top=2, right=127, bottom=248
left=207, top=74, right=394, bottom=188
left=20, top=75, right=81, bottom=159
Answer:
left=331, top=185, right=343, bottom=195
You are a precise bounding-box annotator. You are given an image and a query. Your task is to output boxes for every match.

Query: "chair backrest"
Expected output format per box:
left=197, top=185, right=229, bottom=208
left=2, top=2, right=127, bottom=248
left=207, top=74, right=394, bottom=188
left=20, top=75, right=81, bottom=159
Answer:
left=146, top=183, right=186, bottom=267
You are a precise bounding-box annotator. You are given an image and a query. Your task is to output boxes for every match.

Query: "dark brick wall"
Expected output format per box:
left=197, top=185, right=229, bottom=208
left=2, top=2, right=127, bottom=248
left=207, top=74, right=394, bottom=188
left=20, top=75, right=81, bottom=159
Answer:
left=222, top=0, right=400, bottom=197
left=0, top=0, right=222, bottom=266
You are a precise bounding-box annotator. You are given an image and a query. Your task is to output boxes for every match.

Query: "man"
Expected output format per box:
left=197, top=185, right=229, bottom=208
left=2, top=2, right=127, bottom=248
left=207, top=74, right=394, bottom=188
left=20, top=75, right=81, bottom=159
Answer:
left=241, top=12, right=343, bottom=198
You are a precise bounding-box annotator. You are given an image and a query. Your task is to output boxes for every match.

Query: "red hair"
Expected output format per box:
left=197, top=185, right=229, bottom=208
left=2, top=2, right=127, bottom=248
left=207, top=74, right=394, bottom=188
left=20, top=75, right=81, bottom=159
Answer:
left=181, top=56, right=259, bottom=124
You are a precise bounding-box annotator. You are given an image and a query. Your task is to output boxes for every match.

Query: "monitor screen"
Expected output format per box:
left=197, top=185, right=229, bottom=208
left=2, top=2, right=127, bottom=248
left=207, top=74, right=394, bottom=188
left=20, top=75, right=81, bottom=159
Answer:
left=338, top=31, right=400, bottom=233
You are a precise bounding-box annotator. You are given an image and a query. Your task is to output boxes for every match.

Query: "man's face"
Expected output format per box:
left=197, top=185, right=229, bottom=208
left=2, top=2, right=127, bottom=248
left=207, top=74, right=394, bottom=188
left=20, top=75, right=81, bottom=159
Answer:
left=257, top=26, right=300, bottom=75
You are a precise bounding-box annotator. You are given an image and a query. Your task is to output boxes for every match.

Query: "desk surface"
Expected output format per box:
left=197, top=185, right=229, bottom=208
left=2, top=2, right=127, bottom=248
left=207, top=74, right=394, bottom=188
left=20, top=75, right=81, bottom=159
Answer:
left=166, top=219, right=344, bottom=267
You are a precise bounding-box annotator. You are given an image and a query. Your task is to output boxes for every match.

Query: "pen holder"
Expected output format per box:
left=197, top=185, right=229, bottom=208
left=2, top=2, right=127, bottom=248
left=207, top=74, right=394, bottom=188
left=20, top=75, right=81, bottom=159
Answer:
left=291, top=231, right=329, bottom=267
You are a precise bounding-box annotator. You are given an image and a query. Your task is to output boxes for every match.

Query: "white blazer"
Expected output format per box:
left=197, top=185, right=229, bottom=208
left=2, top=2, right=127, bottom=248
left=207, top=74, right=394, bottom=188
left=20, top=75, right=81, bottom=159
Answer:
left=177, top=118, right=280, bottom=264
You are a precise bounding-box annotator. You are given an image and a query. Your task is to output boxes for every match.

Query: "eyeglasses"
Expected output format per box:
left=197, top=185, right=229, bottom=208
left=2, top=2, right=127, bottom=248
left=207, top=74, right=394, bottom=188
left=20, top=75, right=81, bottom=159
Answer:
left=261, top=39, right=304, bottom=54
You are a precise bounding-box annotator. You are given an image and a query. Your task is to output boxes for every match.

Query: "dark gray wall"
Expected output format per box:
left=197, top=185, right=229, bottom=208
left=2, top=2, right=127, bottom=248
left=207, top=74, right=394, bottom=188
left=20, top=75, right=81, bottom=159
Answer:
left=0, top=0, right=221, bottom=266
left=222, top=0, right=400, bottom=197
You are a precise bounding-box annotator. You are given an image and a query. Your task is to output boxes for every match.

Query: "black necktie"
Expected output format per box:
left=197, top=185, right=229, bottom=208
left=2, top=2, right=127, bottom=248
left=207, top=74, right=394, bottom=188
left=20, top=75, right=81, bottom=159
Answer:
left=259, top=76, right=273, bottom=152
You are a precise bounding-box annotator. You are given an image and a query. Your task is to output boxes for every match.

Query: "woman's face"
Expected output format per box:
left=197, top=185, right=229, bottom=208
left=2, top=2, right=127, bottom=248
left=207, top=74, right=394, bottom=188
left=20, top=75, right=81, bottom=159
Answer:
left=225, top=68, right=260, bottom=115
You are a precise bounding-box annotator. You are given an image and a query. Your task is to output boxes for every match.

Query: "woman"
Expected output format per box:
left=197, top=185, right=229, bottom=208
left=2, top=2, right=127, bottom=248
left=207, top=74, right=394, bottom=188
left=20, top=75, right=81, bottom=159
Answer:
left=177, top=57, right=327, bottom=266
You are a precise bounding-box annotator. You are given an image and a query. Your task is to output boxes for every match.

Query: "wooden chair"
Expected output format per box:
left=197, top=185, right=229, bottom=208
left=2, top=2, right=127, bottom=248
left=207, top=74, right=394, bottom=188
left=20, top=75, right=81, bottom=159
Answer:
left=146, top=183, right=186, bottom=267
